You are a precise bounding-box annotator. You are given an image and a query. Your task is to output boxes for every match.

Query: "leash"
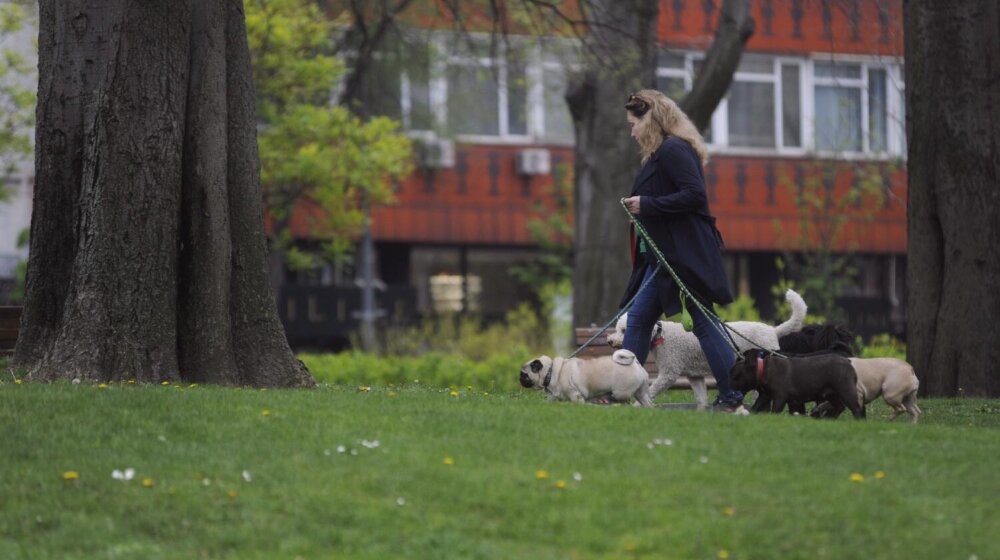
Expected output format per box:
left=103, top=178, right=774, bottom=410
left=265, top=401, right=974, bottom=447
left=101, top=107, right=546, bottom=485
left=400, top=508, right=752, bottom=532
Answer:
left=619, top=198, right=787, bottom=358
left=565, top=262, right=662, bottom=360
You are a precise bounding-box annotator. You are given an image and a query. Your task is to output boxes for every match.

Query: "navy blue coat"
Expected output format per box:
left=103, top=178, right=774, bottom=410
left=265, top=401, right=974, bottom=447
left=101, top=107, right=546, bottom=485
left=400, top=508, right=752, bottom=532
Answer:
left=618, top=136, right=733, bottom=316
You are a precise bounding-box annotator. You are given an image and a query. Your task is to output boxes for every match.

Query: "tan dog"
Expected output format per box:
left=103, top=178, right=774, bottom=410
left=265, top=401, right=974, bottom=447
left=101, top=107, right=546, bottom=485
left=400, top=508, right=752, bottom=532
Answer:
left=850, top=357, right=922, bottom=423
left=519, top=350, right=654, bottom=407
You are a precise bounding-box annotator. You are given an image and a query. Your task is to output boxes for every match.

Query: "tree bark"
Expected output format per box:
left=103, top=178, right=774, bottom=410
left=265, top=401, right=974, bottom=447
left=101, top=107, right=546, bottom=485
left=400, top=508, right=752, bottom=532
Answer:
left=680, top=0, right=755, bottom=131
left=14, top=0, right=314, bottom=387
left=904, top=0, right=1000, bottom=397
left=567, top=0, right=659, bottom=327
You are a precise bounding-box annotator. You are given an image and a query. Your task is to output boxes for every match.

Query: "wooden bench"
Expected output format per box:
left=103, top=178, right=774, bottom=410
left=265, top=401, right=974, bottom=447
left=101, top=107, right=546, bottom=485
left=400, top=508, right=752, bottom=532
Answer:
left=573, top=326, right=715, bottom=390
left=0, top=306, right=22, bottom=357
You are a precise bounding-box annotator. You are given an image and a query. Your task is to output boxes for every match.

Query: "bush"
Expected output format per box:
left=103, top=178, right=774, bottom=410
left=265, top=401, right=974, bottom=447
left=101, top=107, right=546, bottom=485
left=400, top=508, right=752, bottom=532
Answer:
left=858, top=333, right=907, bottom=359
left=300, top=351, right=526, bottom=392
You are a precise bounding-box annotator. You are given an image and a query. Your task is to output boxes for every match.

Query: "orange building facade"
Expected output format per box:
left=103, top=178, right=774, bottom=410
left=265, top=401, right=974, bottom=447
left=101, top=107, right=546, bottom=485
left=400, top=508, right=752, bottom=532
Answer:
left=281, top=0, right=907, bottom=348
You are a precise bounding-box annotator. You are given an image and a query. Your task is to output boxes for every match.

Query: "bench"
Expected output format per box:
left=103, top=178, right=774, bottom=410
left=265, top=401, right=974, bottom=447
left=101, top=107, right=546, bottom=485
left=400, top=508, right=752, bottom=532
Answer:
left=0, top=306, right=22, bottom=357
left=573, top=326, right=715, bottom=390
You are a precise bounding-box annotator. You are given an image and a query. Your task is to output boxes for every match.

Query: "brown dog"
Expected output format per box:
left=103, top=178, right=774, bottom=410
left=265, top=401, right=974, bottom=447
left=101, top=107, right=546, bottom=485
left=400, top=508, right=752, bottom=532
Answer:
left=730, top=349, right=864, bottom=419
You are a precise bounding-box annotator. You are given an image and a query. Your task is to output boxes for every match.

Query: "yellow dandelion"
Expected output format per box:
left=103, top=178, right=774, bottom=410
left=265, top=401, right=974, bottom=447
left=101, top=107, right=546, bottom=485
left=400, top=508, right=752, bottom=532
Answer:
left=718, top=550, right=730, bottom=560
left=128, top=379, right=136, bottom=384
left=14, top=379, right=23, bottom=385
left=874, top=471, right=886, bottom=480
left=188, top=383, right=198, bottom=388
left=98, top=383, right=109, bottom=390
left=160, top=381, right=170, bottom=386
left=228, top=489, right=238, bottom=499
left=554, top=480, right=567, bottom=489
left=359, top=386, right=371, bottom=392
left=261, top=409, right=272, bottom=417
left=450, top=390, right=459, bottom=397
left=535, top=470, right=549, bottom=480
left=849, top=472, right=865, bottom=483
left=723, top=506, right=736, bottom=517
left=388, top=391, right=397, bottom=397
left=142, top=478, right=155, bottom=488
left=62, top=471, right=80, bottom=481
left=466, top=385, right=473, bottom=391
left=442, top=456, right=455, bottom=466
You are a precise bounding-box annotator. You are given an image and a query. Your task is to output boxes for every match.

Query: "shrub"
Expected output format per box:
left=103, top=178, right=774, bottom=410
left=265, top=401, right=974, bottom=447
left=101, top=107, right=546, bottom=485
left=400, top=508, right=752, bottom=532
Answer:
left=858, top=333, right=907, bottom=360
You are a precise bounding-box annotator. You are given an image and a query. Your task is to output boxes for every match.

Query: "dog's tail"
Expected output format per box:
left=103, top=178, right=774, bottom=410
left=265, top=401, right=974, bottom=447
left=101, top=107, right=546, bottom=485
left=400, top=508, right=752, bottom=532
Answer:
left=773, top=289, right=808, bottom=338
left=611, top=349, right=637, bottom=366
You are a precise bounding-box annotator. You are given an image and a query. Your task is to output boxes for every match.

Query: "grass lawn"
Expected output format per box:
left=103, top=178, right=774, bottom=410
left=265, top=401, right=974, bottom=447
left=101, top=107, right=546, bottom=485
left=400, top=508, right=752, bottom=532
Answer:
left=1, top=380, right=998, bottom=560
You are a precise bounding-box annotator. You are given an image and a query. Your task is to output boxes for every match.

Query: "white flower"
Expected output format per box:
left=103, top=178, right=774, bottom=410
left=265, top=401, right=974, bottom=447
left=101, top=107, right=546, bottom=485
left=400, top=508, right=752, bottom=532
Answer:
left=111, top=468, right=135, bottom=481
left=646, top=443, right=655, bottom=450
left=241, top=470, right=252, bottom=482
left=664, top=438, right=673, bottom=446
left=572, top=472, right=583, bottom=482
left=71, top=378, right=81, bottom=385
left=336, top=445, right=346, bottom=454
left=396, top=497, right=406, bottom=506
left=362, top=439, right=380, bottom=449
left=201, top=478, right=212, bottom=486
left=699, top=456, right=709, bottom=464
left=323, top=449, right=332, bottom=456
left=350, top=449, right=358, bottom=456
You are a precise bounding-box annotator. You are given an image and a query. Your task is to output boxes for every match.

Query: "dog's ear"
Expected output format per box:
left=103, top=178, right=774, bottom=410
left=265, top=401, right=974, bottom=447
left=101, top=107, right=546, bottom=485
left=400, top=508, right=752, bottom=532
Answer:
left=530, top=359, right=543, bottom=373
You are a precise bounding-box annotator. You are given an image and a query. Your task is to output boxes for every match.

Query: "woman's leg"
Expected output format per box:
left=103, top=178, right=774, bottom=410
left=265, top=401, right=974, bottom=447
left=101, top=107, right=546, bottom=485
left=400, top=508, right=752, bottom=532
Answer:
left=622, top=265, right=662, bottom=366
left=690, top=301, right=742, bottom=403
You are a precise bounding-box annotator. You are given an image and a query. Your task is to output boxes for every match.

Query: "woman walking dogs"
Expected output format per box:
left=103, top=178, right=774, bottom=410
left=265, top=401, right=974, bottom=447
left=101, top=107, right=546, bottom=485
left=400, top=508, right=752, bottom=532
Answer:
left=620, top=90, right=744, bottom=412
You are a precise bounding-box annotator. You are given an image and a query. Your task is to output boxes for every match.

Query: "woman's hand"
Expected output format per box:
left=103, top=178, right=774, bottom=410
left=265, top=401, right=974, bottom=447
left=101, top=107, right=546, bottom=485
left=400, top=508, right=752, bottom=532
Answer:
left=623, top=196, right=641, bottom=214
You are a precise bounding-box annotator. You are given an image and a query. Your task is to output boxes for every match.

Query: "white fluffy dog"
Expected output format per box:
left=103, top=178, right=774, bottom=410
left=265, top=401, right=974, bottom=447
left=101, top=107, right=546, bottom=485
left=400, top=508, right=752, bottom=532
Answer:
left=606, top=289, right=807, bottom=409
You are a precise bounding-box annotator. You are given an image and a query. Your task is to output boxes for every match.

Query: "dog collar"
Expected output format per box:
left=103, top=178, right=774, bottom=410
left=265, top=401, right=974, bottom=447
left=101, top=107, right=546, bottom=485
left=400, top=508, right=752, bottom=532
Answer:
left=542, top=361, right=555, bottom=392
left=756, top=356, right=766, bottom=385
left=651, top=335, right=665, bottom=348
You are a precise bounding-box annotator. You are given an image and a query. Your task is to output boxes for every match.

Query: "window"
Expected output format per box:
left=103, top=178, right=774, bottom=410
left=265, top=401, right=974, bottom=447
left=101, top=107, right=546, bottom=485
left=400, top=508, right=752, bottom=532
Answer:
left=444, top=38, right=529, bottom=138
left=539, top=41, right=577, bottom=143
left=725, top=56, right=802, bottom=149
left=813, top=60, right=900, bottom=155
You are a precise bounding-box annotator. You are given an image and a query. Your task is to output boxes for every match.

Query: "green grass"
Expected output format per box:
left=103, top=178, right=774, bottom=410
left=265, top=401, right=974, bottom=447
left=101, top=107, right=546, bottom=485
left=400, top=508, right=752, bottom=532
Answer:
left=1, top=381, right=998, bottom=560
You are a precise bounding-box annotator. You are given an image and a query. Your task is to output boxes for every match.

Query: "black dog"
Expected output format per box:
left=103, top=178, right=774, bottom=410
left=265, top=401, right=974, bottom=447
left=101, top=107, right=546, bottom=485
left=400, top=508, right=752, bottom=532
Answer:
left=730, top=349, right=864, bottom=419
left=747, top=325, right=854, bottom=415
left=778, top=324, right=856, bottom=355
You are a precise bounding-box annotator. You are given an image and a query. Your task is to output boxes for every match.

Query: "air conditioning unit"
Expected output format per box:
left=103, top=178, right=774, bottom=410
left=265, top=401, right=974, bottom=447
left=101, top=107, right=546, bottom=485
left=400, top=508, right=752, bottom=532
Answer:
left=416, top=138, right=456, bottom=169
left=515, top=148, right=551, bottom=176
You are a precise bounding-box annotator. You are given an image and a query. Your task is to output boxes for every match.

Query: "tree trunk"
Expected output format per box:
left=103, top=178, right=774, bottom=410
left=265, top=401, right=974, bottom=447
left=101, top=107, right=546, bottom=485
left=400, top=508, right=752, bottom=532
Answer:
left=904, top=0, right=1000, bottom=397
left=567, top=0, right=659, bottom=327
left=568, top=0, right=753, bottom=327
left=680, top=0, right=755, bottom=131
left=14, top=0, right=314, bottom=387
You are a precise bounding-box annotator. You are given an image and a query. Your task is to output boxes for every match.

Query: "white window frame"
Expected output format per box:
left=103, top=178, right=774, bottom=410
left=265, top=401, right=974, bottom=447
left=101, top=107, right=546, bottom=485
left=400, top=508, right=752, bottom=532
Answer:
left=808, top=54, right=906, bottom=160
left=653, top=50, right=905, bottom=160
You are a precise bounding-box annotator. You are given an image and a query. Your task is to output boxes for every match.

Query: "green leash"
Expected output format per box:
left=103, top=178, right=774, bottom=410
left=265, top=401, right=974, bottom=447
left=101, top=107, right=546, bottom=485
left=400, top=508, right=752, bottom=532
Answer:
left=620, top=197, right=740, bottom=355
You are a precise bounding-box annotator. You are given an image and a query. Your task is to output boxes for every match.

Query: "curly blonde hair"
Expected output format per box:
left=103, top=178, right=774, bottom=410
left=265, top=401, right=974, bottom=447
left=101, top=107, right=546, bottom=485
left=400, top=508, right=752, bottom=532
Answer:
left=625, top=89, right=708, bottom=166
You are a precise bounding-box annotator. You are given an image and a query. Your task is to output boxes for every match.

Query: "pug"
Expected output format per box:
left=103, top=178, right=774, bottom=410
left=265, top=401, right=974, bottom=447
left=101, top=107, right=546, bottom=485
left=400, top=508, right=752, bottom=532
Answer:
left=519, top=349, right=654, bottom=407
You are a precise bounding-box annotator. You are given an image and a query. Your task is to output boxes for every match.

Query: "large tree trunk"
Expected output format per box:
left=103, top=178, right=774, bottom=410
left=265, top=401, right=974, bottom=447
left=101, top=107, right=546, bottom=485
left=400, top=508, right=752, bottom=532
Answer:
left=14, top=0, right=314, bottom=387
left=567, top=0, right=659, bottom=327
left=904, top=0, right=1000, bottom=397
left=568, top=0, right=753, bottom=327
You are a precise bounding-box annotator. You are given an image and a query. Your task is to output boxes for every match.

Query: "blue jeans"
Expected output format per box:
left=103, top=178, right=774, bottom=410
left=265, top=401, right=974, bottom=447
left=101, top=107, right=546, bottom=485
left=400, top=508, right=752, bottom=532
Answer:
left=622, top=264, right=742, bottom=402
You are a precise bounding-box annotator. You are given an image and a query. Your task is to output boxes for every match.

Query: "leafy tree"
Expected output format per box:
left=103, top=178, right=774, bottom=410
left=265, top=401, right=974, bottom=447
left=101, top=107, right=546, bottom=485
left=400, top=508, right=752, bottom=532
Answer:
left=771, top=161, right=892, bottom=322
left=0, top=1, right=34, bottom=199
left=245, top=0, right=412, bottom=269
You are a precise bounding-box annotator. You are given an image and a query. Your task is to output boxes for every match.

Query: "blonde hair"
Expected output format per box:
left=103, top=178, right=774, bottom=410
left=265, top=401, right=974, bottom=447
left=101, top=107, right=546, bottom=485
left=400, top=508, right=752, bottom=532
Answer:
left=625, top=89, right=709, bottom=166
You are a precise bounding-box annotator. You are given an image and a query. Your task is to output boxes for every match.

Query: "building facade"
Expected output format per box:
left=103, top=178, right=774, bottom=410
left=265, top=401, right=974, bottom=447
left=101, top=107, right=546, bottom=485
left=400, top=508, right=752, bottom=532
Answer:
left=279, top=0, right=907, bottom=348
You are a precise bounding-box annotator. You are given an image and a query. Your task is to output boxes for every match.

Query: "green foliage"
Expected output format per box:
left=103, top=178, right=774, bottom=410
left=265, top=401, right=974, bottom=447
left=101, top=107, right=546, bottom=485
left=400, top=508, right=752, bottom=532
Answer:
left=0, top=2, right=34, bottom=196
left=769, top=263, right=829, bottom=325
left=246, top=0, right=412, bottom=266
left=859, top=333, right=907, bottom=360
left=300, top=351, right=526, bottom=392
left=2, top=382, right=1000, bottom=559
left=509, top=161, right=574, bottom=293
left=713, top=294, right=761, bottom=322
left=379, top=302, right=553, bottom=360
left=772, top=162, right=894, bottom=321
